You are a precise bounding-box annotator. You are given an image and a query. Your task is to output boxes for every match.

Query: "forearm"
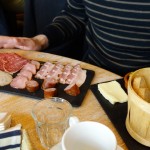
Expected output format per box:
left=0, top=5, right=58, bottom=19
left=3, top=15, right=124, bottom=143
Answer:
left=0, top=35, right=49, bottom=51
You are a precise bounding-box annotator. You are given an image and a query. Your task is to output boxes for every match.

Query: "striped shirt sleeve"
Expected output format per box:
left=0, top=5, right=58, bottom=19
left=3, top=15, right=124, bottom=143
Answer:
left=42, top=0, right=150, bottom=75
left=0, top=124, right=21, bottom=150
left=42, top=0, right=86, bottom=47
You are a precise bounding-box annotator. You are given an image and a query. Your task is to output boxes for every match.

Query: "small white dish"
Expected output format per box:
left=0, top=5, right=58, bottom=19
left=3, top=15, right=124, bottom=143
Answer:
left=50, top=143, right=124, bottom=150
left=50, top=143, right=61, bottom=150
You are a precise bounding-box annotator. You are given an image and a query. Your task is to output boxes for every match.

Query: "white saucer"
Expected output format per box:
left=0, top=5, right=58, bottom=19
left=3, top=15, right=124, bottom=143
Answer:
left=50, top=143, right=124, bottom=150
left=50, top=143, right=62, bottom=150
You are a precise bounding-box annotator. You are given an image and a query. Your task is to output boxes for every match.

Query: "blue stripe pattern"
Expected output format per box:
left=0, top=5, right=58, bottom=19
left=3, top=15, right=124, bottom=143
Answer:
left=42, top=0, right=150, bottom=75
left=0, top=130, right=21, bottom=150
left=0, top=130, right=21, bottom=139
left=0, top=144, right=21, bottom=150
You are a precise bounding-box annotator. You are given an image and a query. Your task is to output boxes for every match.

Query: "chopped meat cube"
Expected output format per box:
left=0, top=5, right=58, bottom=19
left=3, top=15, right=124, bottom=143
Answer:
left=10, top=76, right=28, bottom=89
left=44, top=88, right=57, bottom=98
left=22, top=63, right=36, bottom=74
left=17, top=69, right=33, bottom=80
left=31, top=60, right=40, bottom=70
left=64, top=83, right=80, bottom=96
left=26, top=80, right=39, bottom=92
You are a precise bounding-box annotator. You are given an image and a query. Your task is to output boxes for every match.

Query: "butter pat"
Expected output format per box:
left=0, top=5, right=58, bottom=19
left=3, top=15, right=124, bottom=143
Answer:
left=98, top=81, right=128, bottom=104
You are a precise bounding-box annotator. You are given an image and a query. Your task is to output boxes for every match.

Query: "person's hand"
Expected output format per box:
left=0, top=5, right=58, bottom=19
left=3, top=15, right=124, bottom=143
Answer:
left=0, top=35, right=49, bottom=51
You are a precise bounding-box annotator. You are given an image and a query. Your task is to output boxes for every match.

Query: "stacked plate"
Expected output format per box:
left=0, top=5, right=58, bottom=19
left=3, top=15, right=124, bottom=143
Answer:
left=0, top=112, right=11, bottom=131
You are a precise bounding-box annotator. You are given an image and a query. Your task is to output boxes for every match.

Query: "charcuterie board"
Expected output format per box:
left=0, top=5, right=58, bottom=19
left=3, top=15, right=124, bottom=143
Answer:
left=90, top=79, right=150, bottom=150
left=0, top=69, right=94, bottom=107
left=0, top=51, right=95, bottom=107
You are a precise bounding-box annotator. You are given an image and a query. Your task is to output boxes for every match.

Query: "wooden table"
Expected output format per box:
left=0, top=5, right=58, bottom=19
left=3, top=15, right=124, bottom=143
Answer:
left=0, top=49, right=127, bottom=150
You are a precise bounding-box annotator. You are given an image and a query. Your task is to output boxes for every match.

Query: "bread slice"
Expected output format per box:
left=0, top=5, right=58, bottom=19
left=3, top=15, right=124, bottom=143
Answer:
left=137, top=88, right=150, bottom=103
left=132, top=76, right=147, bottom=92
left=0, top=71, right=12, bottom=86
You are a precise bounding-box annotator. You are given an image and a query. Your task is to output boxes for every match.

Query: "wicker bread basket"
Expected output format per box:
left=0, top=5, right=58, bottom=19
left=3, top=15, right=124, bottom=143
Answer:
left=126, top=67, right=150, bottom=146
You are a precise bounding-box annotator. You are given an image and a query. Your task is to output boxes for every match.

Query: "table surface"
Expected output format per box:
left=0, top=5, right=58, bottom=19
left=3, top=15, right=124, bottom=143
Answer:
left=0, top=49, right=128, bottom=150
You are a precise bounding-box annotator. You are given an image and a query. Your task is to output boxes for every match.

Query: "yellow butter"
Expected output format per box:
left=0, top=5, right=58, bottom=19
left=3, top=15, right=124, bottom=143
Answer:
left=98, top=80, right=128, bottom=104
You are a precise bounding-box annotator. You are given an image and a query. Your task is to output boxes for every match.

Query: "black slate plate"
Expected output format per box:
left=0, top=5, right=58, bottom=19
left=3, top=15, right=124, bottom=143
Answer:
left=90, top=79, right=150, bottom=150
left=0, top=69, right=95, bottom=107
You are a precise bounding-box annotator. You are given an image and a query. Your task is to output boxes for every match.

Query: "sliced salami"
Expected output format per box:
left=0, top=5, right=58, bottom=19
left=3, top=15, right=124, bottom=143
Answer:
left=0, top=53, right=29, bottom=74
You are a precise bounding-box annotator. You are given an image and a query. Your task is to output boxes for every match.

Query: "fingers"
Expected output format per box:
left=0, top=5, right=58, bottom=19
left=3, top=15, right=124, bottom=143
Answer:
left=15, top=45, right=33, bottom=50
left=15, top=38, right=41, bottom=51
left=0, top=36, right=41, bottom=51
left=3, top=44, right=15, bottom=49
left=0, top=36, right=11, bottom=48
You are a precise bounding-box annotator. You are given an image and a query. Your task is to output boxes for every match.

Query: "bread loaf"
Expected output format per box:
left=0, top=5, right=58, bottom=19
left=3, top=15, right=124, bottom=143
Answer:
left=132, top=76, right=150, bottom=102
left=137, top=88, right=150, bottom=103
left=132, top=76, right=147, bottom=91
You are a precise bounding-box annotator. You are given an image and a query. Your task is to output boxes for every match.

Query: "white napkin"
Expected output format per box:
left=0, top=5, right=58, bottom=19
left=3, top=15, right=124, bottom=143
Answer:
left=0, top=112, right=11, bottom=131
left=0, top=124, right=22, bottom=150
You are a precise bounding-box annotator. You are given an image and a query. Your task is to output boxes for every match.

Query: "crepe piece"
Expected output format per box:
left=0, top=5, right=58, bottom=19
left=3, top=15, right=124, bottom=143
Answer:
left=98, top=80, right=128, bottom=104
left=21, top=129, right=34, bottom=150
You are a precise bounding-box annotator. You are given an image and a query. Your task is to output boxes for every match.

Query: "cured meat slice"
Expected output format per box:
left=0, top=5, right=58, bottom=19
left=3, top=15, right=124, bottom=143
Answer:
left=0, top=54, right=6, bottom=71
left=46, top=62, right=64, bottom=80
left=30, top=60, right=40, bottom=70
left=42, top=77, right=58, bottom=89
left=75, top=70, right=87, bottom=87
left=0, top=53, right=29, bottom=74
left=10, top=76, right=28, bottom=89
left=35, top=62, right=54, bottom=79
left=17, top=69, right=33, bottom=80
left=65, top=64, right=86, bottom=87
left=59, top=64, right=73, bottom=84
left=65, top=64, right=82, bottom=85
left=22, top=63, right=36, bottom=74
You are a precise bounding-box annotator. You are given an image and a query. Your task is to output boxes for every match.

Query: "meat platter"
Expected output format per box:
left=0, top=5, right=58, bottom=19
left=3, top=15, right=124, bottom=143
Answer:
left=0, top=52, right=95, bottom=107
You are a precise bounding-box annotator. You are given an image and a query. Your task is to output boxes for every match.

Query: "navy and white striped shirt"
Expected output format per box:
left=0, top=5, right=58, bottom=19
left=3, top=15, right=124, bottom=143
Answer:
left=43, top=0, right=150, bottom=75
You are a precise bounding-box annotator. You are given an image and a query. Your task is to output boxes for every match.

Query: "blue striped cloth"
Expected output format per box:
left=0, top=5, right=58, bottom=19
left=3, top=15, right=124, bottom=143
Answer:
left=42, top=0, right=150, bottom=75
left=0, top=124, right=21, bottom=150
